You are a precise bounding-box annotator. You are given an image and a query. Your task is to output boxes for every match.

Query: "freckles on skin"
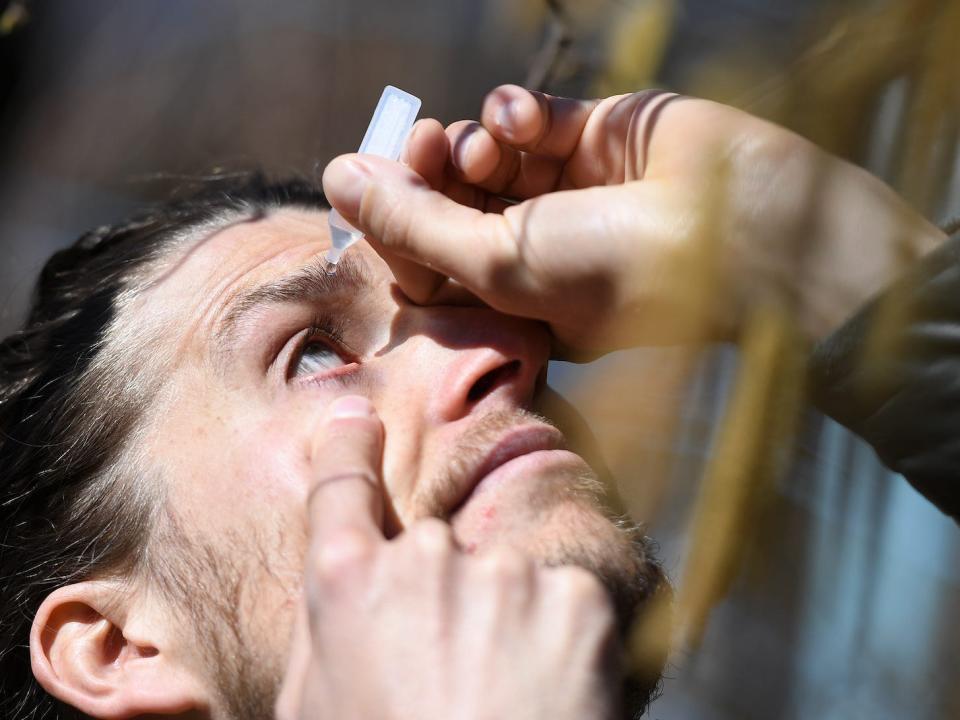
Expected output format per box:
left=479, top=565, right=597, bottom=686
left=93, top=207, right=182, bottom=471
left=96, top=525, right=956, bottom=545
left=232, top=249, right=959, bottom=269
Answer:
left=143, top=209, right=409, bottom=557
left=161, top=364, right=337, bottom=551
left=139, top=211, right=341, bottom=533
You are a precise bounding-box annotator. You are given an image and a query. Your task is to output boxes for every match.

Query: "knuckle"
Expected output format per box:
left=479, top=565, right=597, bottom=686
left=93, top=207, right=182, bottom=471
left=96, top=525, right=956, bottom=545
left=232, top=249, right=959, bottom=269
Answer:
left=480, top=548, right=530, bottom=583
left=312, top=530, right=375, bottom=581
left=321, top=414, right=381, bottom=445
left=544, top=568, right=616, bottom=643
left=553, top=566, right=610, bottom=609
left=409, top=519, right=454, bottom=558
left=307, top=467, right=378, bottom=503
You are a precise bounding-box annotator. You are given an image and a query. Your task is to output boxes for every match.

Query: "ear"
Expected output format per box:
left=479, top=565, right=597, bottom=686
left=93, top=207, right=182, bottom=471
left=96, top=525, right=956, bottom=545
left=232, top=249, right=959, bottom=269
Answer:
left=30, top=581, right=208, bottom=718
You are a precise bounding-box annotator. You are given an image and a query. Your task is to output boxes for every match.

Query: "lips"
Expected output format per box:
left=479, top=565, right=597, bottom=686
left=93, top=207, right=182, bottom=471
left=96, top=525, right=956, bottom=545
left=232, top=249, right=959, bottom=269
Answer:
left=446, top=424, right=566, bottom=517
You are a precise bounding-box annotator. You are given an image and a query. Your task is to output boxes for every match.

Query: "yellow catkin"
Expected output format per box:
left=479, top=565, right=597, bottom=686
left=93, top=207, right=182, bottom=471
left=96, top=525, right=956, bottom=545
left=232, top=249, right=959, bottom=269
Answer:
left=579, top=0, right=960, bottom=686
left=896, top=0, right=960, bottom=215
left=673, top=307, right=803, bottom=648
left=593, top=0, right=676, bottom=96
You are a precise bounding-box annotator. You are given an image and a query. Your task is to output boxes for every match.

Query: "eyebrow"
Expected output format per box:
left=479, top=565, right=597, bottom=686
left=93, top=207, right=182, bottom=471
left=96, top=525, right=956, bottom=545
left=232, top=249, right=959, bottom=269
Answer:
left=213, top=253, right=370, bottom=360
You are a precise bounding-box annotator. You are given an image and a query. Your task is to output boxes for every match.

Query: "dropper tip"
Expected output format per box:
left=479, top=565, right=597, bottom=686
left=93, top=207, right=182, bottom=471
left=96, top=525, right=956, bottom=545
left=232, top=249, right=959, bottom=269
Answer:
left=322, top=247, right=341, bottom=274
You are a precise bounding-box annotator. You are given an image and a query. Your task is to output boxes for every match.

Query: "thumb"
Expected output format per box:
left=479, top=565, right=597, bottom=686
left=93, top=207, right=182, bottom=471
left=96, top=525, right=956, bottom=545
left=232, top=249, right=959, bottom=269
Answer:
left=322, top=154, right=517, bottom=290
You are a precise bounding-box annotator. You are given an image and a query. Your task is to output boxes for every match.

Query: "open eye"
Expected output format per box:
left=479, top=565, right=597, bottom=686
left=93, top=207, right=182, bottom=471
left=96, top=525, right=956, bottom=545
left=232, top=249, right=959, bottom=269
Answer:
left=292, top=338, right=348, bottom=377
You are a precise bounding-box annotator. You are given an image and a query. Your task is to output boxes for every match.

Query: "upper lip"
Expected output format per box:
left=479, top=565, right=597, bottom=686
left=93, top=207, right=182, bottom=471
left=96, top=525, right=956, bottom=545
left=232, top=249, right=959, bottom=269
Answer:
left=446, top=423, right=566, bottom=517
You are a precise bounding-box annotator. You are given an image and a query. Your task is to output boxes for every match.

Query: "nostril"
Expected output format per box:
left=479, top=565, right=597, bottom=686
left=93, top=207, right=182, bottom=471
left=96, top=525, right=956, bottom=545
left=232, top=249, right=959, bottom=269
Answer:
left=467, top=360, right=521, bottom=404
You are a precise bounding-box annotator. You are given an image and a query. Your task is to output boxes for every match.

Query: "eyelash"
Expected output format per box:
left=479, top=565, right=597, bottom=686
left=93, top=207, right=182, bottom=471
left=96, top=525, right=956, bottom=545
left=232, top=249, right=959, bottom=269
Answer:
left=289, top=312, right=361, bottom=386
left=306, top=312, right=349, bottom=352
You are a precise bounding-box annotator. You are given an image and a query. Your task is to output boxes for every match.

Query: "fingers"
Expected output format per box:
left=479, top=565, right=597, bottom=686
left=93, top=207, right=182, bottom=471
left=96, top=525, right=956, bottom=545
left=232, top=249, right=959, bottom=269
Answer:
left=447, top=120, right=501, bottom=184
left=481, top=84, right=598, bottom=159
left=446, top=120, right=565, bottom=199
left=403, top=118, right=449, bottom=190
left=466, top=87, right=681, bottom=194
left=323, top=154, right=519, bottom=302
left=323, top=150, right=659, bottom=322
left=307, top=395, right=386, bottom=550
left=364, top=234, right=446, bottom=304
left=398, top=87, right=603, bottom=204
left=377, top=118, right=451, bottom=300
left=442, top=84, right=603, bottom=199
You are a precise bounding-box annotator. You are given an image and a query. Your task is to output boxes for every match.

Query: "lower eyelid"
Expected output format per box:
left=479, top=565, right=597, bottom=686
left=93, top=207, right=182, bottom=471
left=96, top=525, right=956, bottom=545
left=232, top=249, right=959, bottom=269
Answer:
left=292, top=362, right=362, bottom=390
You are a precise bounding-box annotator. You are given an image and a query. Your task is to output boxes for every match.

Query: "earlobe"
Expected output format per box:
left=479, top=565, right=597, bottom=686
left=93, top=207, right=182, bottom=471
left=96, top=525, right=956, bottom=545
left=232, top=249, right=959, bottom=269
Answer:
left=30, top=582, right=207, bottom=718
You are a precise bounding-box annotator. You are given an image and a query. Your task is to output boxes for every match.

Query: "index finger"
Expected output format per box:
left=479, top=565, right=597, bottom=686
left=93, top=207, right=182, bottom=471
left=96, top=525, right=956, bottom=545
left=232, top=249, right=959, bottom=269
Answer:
left=307, top=395, right=386, bottom=549
left=480, top=84, right=599, bottom=159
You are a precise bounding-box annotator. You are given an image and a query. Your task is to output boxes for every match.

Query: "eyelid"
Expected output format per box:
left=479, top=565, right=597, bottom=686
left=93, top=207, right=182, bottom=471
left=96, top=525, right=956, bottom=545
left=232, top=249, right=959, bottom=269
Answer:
left=307, top=312, right=357, bottom=356
left=292, top=363, right=362, bottom=390
left=285, top=317, right=362, bottom=385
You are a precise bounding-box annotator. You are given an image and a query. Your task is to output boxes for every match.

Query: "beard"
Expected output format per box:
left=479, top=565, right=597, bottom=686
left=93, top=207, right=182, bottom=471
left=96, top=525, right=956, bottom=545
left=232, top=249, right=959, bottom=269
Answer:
left=414, top=408, right=667, bottom=633
left=155, top=409, right=670, bottom=720
left=411, top=407, right=671, bottom=717
left=150, top=510, right=289, bottom=720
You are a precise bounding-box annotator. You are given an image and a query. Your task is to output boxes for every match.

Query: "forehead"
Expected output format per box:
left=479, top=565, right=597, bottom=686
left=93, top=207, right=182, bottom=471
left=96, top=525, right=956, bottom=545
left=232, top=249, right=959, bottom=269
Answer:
left=135, top=207, right=388, bottom=348
left=141, top=208, right=374, bottom=306
left=159, top=207, right=341, bottom=298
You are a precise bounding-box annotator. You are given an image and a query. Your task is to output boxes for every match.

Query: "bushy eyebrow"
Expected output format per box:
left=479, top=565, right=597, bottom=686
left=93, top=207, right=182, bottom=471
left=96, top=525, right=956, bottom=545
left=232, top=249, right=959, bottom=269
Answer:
left=213, top=253, right=369, bottom=360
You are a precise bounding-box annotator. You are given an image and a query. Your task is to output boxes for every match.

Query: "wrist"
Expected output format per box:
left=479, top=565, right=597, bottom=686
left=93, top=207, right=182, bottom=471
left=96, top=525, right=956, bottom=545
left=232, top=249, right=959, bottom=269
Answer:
left=794, top=162, right=946, bottom=342
left=732, top=137, right=946, bottom=343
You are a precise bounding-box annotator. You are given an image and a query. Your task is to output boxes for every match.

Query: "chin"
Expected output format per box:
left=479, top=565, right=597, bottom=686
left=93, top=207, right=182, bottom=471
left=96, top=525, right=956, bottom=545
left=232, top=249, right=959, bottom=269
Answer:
left=450, top=460, right=655, bottom=614
left=454, top=489, right=627, bottom=560
left=452, top=469, right=669, bottom=720
left=438, top=441, right=668, bottom=658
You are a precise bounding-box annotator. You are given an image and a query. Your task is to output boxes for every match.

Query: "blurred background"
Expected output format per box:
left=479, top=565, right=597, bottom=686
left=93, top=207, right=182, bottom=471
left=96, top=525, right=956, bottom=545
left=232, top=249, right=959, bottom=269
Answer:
left=1, top=1, right=958, bottom=718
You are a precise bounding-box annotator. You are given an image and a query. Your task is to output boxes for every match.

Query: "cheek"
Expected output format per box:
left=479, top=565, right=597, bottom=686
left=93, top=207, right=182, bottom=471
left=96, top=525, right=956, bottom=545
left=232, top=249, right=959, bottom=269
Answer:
left=163, top=402, right=317, bottom=548
left=242, top=412, right=318, bottom=509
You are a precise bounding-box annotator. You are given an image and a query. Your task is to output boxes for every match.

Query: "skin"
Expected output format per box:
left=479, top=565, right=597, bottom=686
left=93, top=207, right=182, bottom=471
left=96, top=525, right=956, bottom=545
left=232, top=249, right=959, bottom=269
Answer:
left=32, top=84, right=945, bottom=717
left=30, top=208, right=652, bottom=719
left=323, top=86, right=946, bottom=354
left=277, top=395, right=626, bottom=720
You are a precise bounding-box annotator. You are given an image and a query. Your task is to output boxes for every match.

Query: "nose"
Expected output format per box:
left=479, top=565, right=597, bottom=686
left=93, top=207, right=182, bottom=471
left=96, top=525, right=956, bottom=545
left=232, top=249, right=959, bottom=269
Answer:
left=391, top=306, right=551, bottom=423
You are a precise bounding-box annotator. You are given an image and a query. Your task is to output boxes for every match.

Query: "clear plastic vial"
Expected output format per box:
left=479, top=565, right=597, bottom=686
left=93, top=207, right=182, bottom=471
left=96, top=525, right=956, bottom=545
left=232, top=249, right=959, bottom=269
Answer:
left=324, top=85, right=422, bottom=273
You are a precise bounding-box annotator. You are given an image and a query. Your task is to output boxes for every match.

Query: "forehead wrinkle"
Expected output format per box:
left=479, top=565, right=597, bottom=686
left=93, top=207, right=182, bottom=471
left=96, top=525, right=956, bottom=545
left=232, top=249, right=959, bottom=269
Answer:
left=213, top=252, right=370, bottom=362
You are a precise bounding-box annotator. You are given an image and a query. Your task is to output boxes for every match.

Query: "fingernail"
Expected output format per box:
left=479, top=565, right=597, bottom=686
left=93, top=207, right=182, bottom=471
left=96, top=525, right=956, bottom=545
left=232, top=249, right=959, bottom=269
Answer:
left=400, top=121, right=420, bottom=166
left=330, top=395, right=374, bottom=419
left=452, top=126, right=477, bottom=172
left=323, top=159, right=370, bottom=219
left=496, top=101, right=517, bottom=139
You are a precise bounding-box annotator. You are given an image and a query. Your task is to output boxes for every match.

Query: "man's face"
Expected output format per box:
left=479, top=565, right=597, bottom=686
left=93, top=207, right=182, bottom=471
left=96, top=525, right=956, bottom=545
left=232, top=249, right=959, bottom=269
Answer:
left=139, top=208, right=652, bottom=711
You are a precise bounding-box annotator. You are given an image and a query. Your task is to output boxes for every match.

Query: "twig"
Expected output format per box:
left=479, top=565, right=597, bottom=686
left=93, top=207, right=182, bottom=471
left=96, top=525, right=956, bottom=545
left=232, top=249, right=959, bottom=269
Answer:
left=523, top=0, right=573, bottom=92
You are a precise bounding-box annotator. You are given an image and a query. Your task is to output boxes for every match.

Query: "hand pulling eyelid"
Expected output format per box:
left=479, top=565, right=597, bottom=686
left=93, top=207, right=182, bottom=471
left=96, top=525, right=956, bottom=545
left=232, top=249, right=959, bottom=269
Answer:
left=324, top=85, right=422, bottom=273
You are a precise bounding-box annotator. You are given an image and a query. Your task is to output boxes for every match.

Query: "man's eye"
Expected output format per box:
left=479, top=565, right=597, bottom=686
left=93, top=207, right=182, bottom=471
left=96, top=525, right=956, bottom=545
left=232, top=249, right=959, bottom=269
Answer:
left=293, top=339, right=348, bottom=376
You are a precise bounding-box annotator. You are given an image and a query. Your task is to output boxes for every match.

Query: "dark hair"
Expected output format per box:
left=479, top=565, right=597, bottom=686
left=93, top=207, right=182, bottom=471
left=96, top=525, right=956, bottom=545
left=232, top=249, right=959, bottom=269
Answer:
left=0, top=173, right=328, bottom=719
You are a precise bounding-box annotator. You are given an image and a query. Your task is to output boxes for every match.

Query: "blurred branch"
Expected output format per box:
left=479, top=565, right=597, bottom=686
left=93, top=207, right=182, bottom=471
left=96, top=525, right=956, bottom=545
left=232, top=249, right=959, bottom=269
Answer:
left=675, top=306, right=803, bottom=647
left=0, top=0, right=29, bottom=36
left=593, top=0, right=675, bottom=96
left=523, top=0, right=572, bottom=92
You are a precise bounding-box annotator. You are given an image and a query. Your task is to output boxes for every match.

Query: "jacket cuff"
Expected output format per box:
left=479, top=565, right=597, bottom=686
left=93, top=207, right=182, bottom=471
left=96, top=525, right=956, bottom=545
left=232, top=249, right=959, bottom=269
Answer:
left=808, top=231, right=960, bottom=520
